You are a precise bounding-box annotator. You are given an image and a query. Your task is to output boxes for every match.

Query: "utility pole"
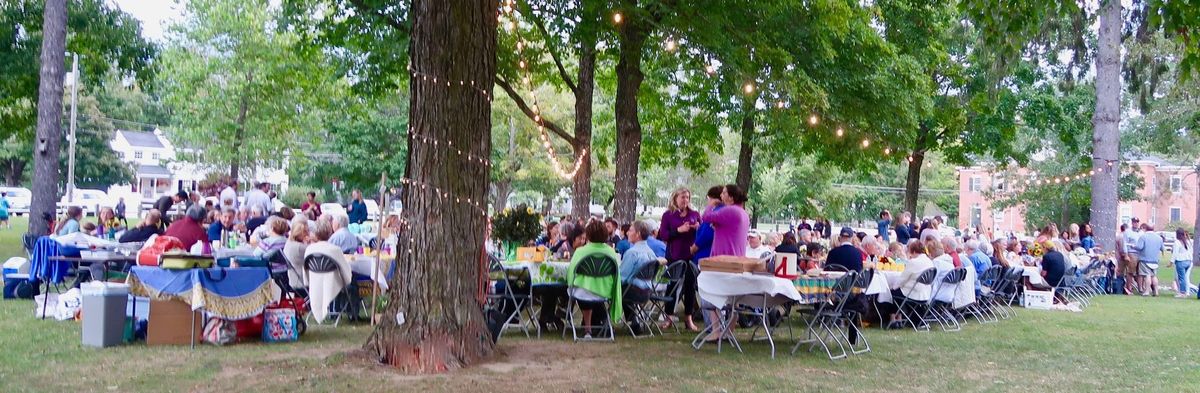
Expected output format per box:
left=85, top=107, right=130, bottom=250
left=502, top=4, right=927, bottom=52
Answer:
left=67, top=52, right=79, bottom=203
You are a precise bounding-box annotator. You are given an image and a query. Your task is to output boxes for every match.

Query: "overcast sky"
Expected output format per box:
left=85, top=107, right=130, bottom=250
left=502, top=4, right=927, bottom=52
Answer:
left=109, top=0, right=184, bottom=42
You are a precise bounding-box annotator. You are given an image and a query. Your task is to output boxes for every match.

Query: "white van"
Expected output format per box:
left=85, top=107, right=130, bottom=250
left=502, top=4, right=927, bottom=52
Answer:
left=0, top=187, right=32, bottom=215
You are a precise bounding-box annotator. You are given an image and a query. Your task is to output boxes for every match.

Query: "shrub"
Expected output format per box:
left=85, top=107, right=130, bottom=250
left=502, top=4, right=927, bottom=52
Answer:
left=281, top=186, right=321, bottom=208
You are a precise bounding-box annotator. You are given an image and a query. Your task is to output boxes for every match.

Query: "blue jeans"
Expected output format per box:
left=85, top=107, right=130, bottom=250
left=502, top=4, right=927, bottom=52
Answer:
left=1176, top=261, right=1192, bottom=295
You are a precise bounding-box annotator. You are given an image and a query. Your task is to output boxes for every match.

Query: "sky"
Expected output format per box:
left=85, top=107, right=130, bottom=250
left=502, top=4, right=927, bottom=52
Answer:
left=109, top=0, right=185, bottom=42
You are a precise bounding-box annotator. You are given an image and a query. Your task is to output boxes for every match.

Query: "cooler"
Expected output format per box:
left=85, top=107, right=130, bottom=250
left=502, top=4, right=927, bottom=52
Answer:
left=81, top=282, right=130, bottom=347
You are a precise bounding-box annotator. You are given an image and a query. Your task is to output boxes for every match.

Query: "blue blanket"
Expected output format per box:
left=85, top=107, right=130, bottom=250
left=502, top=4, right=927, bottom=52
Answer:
left=127, top=266, right=274, bottom=320
left=29, top=236, right=66, bottom=284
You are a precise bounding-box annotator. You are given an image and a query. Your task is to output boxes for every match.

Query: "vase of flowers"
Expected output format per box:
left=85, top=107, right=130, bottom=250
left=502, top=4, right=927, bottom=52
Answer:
left=491, top=204, right=543, bottom=261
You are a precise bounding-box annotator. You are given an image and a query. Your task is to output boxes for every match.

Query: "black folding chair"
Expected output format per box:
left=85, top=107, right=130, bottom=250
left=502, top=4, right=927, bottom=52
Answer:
left=485, top=256, right=539, bottom=338
left=928, top=268, right=967, bottom=332
left=621, top=261, right=660, bottom=339
left=649, top=260, right=693, bottom=334
left=970, top=265, right=1005, bottom=322
left=565, top=255, right=619, bottom=342
left=304, top=253, right=358, bottom=327
left=893, top=268, right=937, bottom=332
left=791, top=272, right=858, bottom=360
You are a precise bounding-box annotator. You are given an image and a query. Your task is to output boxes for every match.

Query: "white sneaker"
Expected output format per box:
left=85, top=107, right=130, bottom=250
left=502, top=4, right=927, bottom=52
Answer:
left=583, top=333, right=592, bottom=339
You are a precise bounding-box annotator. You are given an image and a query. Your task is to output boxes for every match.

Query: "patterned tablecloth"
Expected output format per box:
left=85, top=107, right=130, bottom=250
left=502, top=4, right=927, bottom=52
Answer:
left=500, top=261, right=570, bottom=286
left=345, top=254, right=396, bottom=290
left=127, top=266, right=275, bottom=320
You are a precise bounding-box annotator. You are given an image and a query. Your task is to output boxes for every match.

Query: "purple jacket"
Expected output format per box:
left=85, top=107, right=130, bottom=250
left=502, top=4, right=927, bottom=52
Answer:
left=703, top=204, right=749, bottom=258
left=660, top=208, right=700, bottom=262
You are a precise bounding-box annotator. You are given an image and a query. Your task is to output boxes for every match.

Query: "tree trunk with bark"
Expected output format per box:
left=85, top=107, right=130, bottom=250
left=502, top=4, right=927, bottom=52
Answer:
left=734, top=107, right=755, bottom=194
left=4, top=159, right=26, bottom=186
left=230, top=77, right=251, bottom=183
left=570, top=43, right=596, bottom=220
left=364, top=0, right=496, bottom=373
left=1090, top=0, right=1122, bottom=252
left=28, top=0, right=68, bottom=236
left=612, top=3, right=650, bottom=223
left=903, top=151, right=925, bottom=217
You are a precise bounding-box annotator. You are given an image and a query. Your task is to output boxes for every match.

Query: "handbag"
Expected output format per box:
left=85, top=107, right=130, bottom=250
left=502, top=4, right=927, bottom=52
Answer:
left=137, top=236, right=185, bottom=266
left=202, top=317, right=237, bottom=346
left=262, top=307, right=299, bottom=343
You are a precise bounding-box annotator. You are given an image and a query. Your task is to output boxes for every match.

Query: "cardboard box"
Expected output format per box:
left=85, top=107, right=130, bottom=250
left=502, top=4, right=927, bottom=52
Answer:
left=1022, top=289, right=1054, bottom=310
left=146, top=300, right=201, bottom=345
left=700, top=255, right=765, bottom=273
left=516, top=247, right=545, bottom=262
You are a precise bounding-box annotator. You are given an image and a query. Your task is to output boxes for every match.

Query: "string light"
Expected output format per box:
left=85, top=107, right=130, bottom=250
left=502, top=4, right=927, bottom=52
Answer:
left=665, top=37, right=677, bottom=52
left=409, top=69, right=491, bottom=101
left=743, top=82, right=755, bottom=94
left=613, top=12, right=623, bottom=24
left=884, top=147, right=891, bottom=155
left=835, top=128, right=844, bottom=137
left=776, top=101, right=785, bottom=109
left=861, top=139, right=870, bottom=148
left=809, top=115, right=819, bottom=126
left=705, top=64, right=716, bottom=74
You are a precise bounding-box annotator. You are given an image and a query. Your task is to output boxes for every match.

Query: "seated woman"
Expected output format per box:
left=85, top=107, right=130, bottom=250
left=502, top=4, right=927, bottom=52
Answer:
left=93, top=207, right=124, bottom=239
left=566, top=219, right=623, bottom=338
left=303, top=219, right=359, bottom=322
left=881, top=240, right=936, bottom=329
left=284, top=217, right=311, bottom=291
left=535, top=224, right=586, bottom=331
left=255, top=217, right=291, bottom=282
left=119, top=210, right=162, bottom=243
left=618, top=220, right=662, bottom=335
left=56, top=206, right=83, bottom=236
left=927, top=238, right=956, bottom=303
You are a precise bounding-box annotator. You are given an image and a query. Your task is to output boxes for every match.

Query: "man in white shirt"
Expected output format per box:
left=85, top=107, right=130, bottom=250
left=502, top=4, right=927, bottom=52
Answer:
left=220, top=182, right=238, bottom=210
left=244, top=182, right=273, bottom=216
left=745, top=231, right=774, bottom=260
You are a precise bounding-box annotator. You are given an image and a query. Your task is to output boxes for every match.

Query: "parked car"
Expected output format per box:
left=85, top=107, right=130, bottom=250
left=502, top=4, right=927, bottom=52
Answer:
left=365, top=199, right=381, bottom=221
left=0, top=187, right=32, bottom=216
left=58, top=189, right=109, bottom=216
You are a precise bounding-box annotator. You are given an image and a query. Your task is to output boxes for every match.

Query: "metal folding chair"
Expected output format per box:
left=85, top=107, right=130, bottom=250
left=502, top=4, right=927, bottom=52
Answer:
left=486, top=256, right=539, bottom=338
left=893, top=268, right=937, bottom=332
left=928, top=268, right=967, bottom=332
left=791, top=272, right=857, bottom=360
left=649, top=260, right=692, bottom=334
left=304, top=253, right=360, bottom=327
left=621, top=261, right=660, bottom=339
left=565, top=255, right=619, bottom=342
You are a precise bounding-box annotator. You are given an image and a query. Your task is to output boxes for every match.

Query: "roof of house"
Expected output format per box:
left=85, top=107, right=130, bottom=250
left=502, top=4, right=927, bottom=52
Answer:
left=136, top=164, right=172, bottom=178
left=119, top=130, right=165, bottom=148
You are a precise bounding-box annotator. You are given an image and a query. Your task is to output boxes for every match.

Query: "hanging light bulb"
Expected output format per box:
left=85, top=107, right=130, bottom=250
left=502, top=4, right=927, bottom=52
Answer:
left=835, top=128, right=843, bottom=137
left=743, top=82, right=754, bottom=94
left=665, top=37, right=677, bottom=52
left=861, top=139, right=870, bottom=148
left=809, top=115, right=819, bottom=126
left=776, top=101, right=785, bottom=109
left=705, top=64, right=716, bottom=75
left=884, top=147, right=891, bottom=155
left=613, top=12, right=623, bottom=24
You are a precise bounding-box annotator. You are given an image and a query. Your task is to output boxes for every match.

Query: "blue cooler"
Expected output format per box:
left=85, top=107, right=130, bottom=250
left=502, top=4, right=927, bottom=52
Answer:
left=2, top=257, right=32, bottom=299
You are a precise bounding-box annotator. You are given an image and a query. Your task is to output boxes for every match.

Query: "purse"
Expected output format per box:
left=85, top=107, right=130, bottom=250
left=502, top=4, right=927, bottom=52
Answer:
left=262, top=307, right=299, bottom=343
left=202, top=317, right=237, bottom=346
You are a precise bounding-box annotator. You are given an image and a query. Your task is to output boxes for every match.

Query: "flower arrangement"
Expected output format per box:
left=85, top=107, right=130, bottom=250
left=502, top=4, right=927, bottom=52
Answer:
left=491, top=204, right=543, bottom=245
left=1028, top=241, right=1045, bottom=258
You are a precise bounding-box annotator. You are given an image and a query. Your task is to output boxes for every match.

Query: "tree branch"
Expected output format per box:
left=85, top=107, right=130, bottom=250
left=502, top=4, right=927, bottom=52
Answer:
left=529, top=11, right=578, bottom=93
left=347, top=0, right=409, bottom=33
left=495, top=77, right=576, bottom=144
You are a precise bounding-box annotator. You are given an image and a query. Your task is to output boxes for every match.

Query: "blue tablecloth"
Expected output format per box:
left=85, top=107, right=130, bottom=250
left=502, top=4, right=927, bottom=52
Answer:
left=127, top=266, right=274, bottom=320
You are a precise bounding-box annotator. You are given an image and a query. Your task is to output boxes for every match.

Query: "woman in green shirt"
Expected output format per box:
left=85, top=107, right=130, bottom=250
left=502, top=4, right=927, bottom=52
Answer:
left=567, top=219, right=623, bottom=338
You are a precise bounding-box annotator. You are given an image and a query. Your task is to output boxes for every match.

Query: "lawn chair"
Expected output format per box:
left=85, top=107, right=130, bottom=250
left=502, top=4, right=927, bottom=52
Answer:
left=928, top=268, right=967, bottom=332
left=969, top=265, right=1005, bottom=322
left=565, top=255, right=619, bottom=342
left=843, top=271, right=872, bottom=355
left=993, top=267, right=1025, bottom=314
left=791, top=271, right=857, bottom=360
left=621, top=261, right=660, bottom=339
left=648, top=260, right=693, bottom=334
left=304, top=253, right=359, bottom=327
left=486, top=256, right=539, bottom=338
left=892, top=268, right=937, bottom=332
left=1055, top=266, right=1086, bottom=307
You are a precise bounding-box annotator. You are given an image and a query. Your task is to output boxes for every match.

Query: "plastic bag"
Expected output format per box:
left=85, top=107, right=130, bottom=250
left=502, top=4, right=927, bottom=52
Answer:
left=56, top=288, right=82, bottom=321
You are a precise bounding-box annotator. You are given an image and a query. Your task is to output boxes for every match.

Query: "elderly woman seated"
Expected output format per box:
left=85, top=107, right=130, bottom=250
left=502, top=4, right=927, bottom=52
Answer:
left=567, top=219, right=623, bottom=339
left=618, top=220, right=664, bottom=336
left=303, top=219, right=360, bottom=322
left=880, top=240, right=936, bottom=329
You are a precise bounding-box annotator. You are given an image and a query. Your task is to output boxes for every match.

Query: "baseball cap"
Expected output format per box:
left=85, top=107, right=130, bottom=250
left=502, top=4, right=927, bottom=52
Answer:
left=839, top=226, right=855, bottom=238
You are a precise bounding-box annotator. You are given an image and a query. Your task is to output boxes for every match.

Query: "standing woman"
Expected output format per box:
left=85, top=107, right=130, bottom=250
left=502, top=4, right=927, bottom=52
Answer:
left=699, top=184, right=751, bottom=342
left=659, top=187, right=701, bottom=331
left=1173, top=229, right=1193, bottom=298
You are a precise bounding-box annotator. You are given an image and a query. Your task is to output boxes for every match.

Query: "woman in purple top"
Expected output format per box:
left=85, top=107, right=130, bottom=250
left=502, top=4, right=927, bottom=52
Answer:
left=658, top=187, right=701, bottom=331
left=702, top=184, right=750, bottom=258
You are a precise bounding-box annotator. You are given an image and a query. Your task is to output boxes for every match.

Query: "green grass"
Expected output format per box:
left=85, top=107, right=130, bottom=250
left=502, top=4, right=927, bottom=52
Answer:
left=2, top=215, right=1199, bottom=391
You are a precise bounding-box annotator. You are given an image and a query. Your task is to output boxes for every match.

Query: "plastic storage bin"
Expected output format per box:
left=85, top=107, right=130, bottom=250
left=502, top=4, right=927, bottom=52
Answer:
left=81, top=282, right=130, bottom=347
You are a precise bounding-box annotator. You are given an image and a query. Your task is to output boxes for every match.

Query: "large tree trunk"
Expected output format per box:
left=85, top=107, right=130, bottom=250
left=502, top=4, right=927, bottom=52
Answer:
left=4, top=158, right=26, bottom=186
left=903, top=151, right=925, bottom=217
left=734, top=108, right=755, bottom=193
left=364, top=0, right=496, bottom=373
left=1090, top=0, right=1121, bottom=252
left=230, top=79, right=250, bottom=183
left=570, top=43, right=596, bottom=220
left=29, top=0, right=68, bottom=236
left=612, top=2, right=649, bottom=223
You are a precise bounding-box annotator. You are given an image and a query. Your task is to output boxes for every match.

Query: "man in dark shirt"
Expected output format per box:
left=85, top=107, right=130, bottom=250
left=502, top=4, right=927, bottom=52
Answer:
left=826, top=227, right=864, bottom=273
left=154, top=191, right=187, bottom=229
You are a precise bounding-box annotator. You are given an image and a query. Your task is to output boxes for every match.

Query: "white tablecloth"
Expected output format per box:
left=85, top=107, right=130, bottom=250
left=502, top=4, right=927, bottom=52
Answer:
left=868, top=268, right=977, bottom=309
left=697, top=271, right=803, bottom=308
left=346, top=254, right=394, bottom=290
left=1022, top=266, right=1047, bottom=286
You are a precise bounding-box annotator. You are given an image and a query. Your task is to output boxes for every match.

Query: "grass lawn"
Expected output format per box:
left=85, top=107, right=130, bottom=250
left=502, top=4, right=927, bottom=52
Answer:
left=2, top=215, right=1199, bottom=391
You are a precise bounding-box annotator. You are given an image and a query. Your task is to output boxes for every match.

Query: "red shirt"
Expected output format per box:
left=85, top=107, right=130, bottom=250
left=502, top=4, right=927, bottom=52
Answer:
left=300, top=201, right=322, bottom=218
left=949, top=251, right=962, bottom=268
left=164, top=217, right=209, bottom=252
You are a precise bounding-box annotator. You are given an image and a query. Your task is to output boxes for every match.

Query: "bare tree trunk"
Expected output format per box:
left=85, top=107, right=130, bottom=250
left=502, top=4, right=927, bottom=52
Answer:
left=230, top=77, right=251, bottom=183
left=4, top=158, right=26, bottom=186
left=1090, top=0, right=1122, bottom=252
left=364, top=0, right=496, bottom=373
left=570, top=43, right=596, bottom=220
left=29, top=0, right=68, bottom=236
left=734, top=108, right=754, bottom=193
left=903, top=151, right=925, bottom=217
left=612, top=1, right=649, bottom=223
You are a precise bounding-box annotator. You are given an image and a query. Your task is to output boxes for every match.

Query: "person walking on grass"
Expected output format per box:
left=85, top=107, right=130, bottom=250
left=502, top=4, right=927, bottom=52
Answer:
left=1132, top=223, right=1164, bottom=296
left=1172, top=229, right=1193, bottom=298
left=0, top=192, right=10, bottom=230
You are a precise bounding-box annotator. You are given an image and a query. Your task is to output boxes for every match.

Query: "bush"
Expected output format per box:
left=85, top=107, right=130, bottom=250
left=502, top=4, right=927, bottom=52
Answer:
left=281, top=186, right=321, bottom=208
left=1161, top=221, right=1194, bottom=235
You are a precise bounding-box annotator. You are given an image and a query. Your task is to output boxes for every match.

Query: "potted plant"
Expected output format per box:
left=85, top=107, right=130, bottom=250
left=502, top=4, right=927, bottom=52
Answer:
left=491, top=204, right=542, bottom=261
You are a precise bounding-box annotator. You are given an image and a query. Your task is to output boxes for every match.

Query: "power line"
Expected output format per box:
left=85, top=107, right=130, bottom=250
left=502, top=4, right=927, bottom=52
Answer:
left=832, top=183, right=957, bottom=195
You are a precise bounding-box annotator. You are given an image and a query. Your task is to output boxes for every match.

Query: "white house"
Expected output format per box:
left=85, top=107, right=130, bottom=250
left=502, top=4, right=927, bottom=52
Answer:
left=106, top=129, right=290, bottom=212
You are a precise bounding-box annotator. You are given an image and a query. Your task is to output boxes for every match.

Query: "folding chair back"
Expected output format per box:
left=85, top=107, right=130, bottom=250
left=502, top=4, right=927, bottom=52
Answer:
left=22, top=233, right=38, bottom=259
left=305, top=254, right=340, bottom=274
left=574, top=255, right=617, bottom=279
